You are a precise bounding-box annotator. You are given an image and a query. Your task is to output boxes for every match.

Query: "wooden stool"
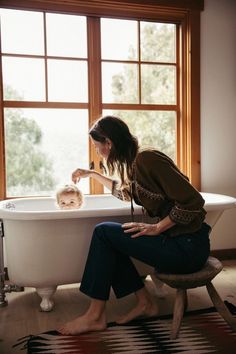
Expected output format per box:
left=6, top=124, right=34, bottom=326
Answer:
left=154, top=256, right=236, bottom=339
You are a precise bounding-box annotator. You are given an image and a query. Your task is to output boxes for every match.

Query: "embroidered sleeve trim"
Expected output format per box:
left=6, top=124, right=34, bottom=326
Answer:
left=169, top=205, right=205, bottom=225
left=135, top=181, right=164, bottom=201
left=112, top=181, right=131, bottom=201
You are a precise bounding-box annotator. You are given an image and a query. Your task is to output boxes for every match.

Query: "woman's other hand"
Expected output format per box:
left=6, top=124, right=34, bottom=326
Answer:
left=122, top=216, right=175, bottom=238
left=122, top=222, right=161, bottom=238
left=72, top=168, right=92, bottom=183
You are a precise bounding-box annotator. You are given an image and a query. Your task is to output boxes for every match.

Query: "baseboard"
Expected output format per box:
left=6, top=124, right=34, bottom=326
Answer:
left=211, top=248, right=236, bottom=260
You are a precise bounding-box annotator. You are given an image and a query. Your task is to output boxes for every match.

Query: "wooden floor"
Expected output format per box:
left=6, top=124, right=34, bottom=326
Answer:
left=0, top=259, right=236, bottom=354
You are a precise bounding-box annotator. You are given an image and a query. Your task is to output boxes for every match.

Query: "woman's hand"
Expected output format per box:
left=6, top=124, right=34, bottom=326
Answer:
left=72, top=168, right=114, bottom=191
left=122, top=222, right=161, bottom=238
left=72, top=168, right=93, bottom=183
left=122, top=216, right=175, bottom=238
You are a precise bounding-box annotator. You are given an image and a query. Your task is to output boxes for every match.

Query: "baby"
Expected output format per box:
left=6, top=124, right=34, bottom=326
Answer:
left=56, top=184, right=84, bottom=210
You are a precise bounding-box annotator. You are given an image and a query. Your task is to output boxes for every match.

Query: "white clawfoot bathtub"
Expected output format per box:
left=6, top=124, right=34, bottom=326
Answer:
left=0, top=192, right=235, bottom=311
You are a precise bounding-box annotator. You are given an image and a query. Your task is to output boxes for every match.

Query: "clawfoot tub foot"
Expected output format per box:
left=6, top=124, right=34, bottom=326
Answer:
left=36, top=286, right=57, bottom=312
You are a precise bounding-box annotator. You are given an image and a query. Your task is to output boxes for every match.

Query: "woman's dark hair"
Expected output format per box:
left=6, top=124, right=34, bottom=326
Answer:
left=89, top=116, right=139, bottom=185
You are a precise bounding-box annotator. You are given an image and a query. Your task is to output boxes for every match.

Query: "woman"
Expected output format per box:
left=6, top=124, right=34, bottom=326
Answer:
left=59, top=115, right=210, bottom=335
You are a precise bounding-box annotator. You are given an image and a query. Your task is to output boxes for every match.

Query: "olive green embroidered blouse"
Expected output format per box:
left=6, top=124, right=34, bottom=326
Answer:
left=112, top=149, right=206, bottom=237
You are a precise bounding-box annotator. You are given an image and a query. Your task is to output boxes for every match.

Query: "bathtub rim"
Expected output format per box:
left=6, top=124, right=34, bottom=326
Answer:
left=0, top=192, right=235, bottom=221
left=0, top=194, right=136, bottom=220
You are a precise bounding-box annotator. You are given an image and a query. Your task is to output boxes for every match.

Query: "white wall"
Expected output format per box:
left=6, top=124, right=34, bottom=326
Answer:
left=201, top=0, right=236, bottom=250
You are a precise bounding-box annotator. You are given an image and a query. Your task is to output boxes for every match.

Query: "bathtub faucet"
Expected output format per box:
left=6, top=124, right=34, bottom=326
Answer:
left=4, top=202, right=15, bottom=210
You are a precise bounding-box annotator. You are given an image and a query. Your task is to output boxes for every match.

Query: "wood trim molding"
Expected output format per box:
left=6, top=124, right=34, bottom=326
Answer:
left=188, top=10, right=201, bottom=189
left=0, top=0, right=204, bottom=11
left=0, top=1, right=204, bottom=20
left=0, top=46, right=6, bottom=200
left=177, top=10, right=201, bottom=189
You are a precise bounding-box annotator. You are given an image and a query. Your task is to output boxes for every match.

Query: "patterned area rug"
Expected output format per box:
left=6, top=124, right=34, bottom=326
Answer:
left=14, top=301, right=236, bottom=354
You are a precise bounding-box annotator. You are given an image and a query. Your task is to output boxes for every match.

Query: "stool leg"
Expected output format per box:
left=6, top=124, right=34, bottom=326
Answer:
left=150, top=274, right=168, bottom=298
left=206, top=281, right=236, bottom=331
left=171, top=288, right=187, bottom=339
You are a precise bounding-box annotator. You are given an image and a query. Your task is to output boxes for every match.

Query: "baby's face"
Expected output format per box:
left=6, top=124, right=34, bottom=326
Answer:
left=58, top=192, right=82, bottom=210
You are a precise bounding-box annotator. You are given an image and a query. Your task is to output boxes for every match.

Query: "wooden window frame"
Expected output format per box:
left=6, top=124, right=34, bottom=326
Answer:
left=0, top=0, right=203, bottom=199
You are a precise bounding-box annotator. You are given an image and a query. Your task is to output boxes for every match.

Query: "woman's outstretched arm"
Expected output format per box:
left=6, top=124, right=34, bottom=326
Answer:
left=72, top=168, right=114, bottom=191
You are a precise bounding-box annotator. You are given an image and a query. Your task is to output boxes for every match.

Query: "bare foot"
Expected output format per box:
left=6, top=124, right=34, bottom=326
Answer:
left=116, top=298, right=159, bottom=324
left=58, top=312, right=107, bottom=335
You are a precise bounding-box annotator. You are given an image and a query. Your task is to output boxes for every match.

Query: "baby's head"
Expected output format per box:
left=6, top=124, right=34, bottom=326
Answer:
left=56, top=184, right=84, bottom=210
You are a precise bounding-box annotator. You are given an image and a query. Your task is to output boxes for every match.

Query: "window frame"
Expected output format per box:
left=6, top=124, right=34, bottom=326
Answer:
left=0, top=0, right=203, bottom=199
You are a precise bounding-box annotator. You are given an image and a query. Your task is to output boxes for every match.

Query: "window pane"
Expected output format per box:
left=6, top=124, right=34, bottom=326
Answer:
left=141, top=22, right=176, bottom=63
left=102, top=63, right=138, bottom=103
left=101, top=18, right=138, bottom=60
left=5, top=108, right=89, bottom=197
left=141, top=65, right=176, bottom=104
left=46, top=13, right=87, bottom=57
left=103, top=110, right=176, bottom=161
left=48, top=59, right=88, bottom=102
left=0, top=9, right=44, bottom=55
left=2, top=57, right=45, bottom=101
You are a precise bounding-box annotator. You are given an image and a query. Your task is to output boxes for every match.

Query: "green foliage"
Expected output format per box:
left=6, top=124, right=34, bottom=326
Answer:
left=110, top=110, right=176, bottom=160
left=5, top=86, right=56, bottom=195
left=110, top=23, right=176, bottom=160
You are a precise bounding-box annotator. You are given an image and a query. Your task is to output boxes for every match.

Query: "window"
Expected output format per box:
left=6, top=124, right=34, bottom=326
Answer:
left=1, top=10, right=90, bottom=196
left=0, top=0, right=203, bottom=199
left=101, top=18, right=177, bottom=164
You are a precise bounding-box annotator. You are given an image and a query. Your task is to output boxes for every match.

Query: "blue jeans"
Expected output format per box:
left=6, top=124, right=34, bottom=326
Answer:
left=80, top=222, right=211, bottom=300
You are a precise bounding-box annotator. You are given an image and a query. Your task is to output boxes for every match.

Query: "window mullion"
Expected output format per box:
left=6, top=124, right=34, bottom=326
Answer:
left=43, top=12, right=48, bottom=102
left=87, top=16, right=103, bottom=194
left=138, top=21, right=141, bottom=104
left=176, top=24, right=181, bottom=168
